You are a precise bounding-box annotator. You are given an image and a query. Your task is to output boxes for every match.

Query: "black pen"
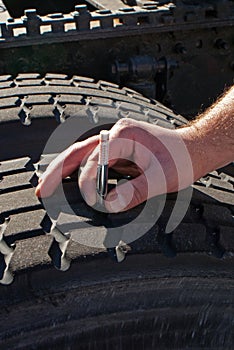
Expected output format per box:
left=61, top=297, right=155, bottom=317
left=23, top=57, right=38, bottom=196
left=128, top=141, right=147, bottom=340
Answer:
left=96, top=130, right=109, bottom=206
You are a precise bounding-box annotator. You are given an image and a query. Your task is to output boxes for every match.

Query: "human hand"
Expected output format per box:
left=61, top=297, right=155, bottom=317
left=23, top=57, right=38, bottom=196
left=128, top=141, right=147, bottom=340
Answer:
left=36, top=85, right=234, bottom=212
left=35, top=118, right=197, bottom=212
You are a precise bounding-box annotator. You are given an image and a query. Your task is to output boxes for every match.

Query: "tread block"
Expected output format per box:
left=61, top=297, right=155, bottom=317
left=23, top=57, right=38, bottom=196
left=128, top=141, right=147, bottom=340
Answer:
left=115, top=101, right=142, bottom=112
left=16, top=73, right=41, bottom=80
left=45, top=73, right=68, bottom=80
left=23, top=95, right=52, bottom=105
left=0, top=157, right=31, bottom=174
left=99, top=80, right=119, bottom=89
left=0, top=86, right=74, bottom=97
left=0, top=188, right=41, bottom=214
left=0, top=171, right=33, bottom=191
left=129, top=93, right=151, bottom=103
left=219, top=165, right=234, bottom=178
left=34, top=154, right=57, bottom=173
left=0, top=108, right=21, bottom=122
left=77, top=82, right=100, bottom=89
left=56, top=94, right=84, bottom=104
left=28, top=105, right=55, bottom=119
left=173, top=223, right=207, bottom=252
left=202, top=204, right=233, bottom=226
left=66, top=239, right=105, bottom=260
left=16, top=80, right=45, bottom=87
left=148, top=116, right=174, bottom=129
left=10, top=235, right=52, bottom=271
left=210, top=177, right=233, bottom=191
left=104, top=86, right=127, bottom=95
left=55, top=203, right=101, bottom=228
left=122, top=87, right=141, bottom=95
left=56, top=104, right=80, bottom=117
left=160, top=199, right=201, bottom=223
left=192, top=184, right=234, bottom=206
left=118, top=110, right=148, bottom=122
left=0, top=75, right=12, bottom=82
left=130, top=225, right=160, bottom=253
left=219, top=226, right=234, bottom=252
left=72, top=76, right=95, bottom=84
left=0, top=97, right=19, bottom=109
left=219, top=172, right=234, bottom=182
left=45, top=79, right=72, bottom=86
left=0, top=81, right=15, bottom=89
left=86, top=96, right=113, bottom=106
left=3, top=210, right=45, bottom=238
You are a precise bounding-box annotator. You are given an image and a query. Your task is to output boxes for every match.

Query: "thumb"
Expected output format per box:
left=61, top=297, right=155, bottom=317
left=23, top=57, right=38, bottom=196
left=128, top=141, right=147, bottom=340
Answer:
left=105, top=164, right=168, bottom=212
left=105, top=175, right=148, bottom=212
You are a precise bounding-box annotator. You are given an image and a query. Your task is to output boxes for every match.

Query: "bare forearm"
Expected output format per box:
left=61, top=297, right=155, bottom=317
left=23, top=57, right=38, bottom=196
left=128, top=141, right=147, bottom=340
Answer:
left=179, top=86, right=234, bottom=180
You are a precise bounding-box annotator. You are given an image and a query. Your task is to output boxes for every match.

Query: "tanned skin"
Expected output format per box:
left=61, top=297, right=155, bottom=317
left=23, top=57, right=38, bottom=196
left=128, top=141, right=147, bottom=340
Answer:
left=35, top=86, right=234, bottom=212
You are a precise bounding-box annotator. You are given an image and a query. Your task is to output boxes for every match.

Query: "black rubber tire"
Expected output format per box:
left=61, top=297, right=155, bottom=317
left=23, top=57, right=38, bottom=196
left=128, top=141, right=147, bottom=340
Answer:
left=0, top=73, right=233, bottom=349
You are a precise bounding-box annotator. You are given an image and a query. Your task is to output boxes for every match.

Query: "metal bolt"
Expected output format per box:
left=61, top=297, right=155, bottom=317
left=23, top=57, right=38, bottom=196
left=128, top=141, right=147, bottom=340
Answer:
left=24, top=9, right=38, bottom=19
left=175, top=43, right=187, bottom=54
left=215, top=38, right=229, bottom=50
left=75, top=5, right=88, bottom=14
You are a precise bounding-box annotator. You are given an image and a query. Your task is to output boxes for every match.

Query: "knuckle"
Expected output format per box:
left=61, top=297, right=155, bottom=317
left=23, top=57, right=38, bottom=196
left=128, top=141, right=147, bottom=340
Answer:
left=113, top=118, right=138, bottom=137
left=116, top=117, right=135, bottom=126
left=115, top=118, right=136, bottom=129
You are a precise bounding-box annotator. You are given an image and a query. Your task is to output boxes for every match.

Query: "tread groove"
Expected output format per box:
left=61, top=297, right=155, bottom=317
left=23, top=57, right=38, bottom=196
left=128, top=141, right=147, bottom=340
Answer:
left=0, top=74, right=233, bottom=286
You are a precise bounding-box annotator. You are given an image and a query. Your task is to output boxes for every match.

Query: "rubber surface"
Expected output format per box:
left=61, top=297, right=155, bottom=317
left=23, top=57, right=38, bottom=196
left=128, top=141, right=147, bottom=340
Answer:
left=0, top=74, right=233, bottom=349
left=0, top=73, right=186, bottom=161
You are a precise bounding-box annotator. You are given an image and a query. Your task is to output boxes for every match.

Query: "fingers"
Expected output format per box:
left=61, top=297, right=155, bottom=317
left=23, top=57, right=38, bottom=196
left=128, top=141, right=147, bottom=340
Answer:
left=79, top=157, right=142, bottom=208
left=105, top=165, right=167, bottom=212
left=79, top=159, right=98, bottom=206
left=35, top=135, right=99, bottom=198
left=78, top=119, right=155, bottom=208
left=105, top=176, right=144, bottom=212
left=36, top=118, right=163, bottom=208
left=77, top=121, right=135, bottom=206
left=35, top=118, right=137, bottom=200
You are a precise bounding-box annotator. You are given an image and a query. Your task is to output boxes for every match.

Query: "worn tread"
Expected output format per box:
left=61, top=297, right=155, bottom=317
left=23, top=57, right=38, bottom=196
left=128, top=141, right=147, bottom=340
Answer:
left=0, top=74, right=187, bottom=125
left=0, top=74, right=233, bottom=296
left=0, top=156, right=233, bottom=281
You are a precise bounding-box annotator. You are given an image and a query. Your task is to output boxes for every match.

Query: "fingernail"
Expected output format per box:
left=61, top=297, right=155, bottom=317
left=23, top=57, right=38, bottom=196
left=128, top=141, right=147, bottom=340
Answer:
left=35, top=185, right=41, bottom=197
